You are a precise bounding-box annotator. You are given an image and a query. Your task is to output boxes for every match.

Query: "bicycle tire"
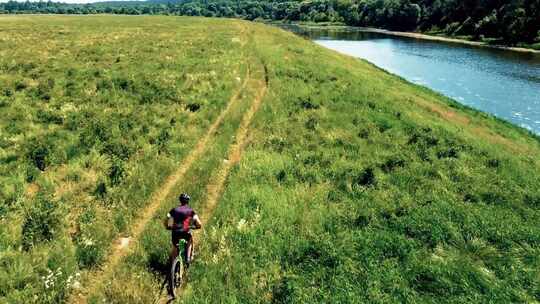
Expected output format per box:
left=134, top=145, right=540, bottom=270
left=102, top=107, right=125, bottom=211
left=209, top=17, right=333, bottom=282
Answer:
left=168, top=257, right=183, bottom=298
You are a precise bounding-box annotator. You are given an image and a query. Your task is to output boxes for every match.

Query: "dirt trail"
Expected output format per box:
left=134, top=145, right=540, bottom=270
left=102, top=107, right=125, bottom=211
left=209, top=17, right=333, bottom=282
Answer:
left=154, top=69, right=267, bottom=304
left=201, top=78, right=267, bottom=223
left=68, top=69, right=250, bottom=304
left=70, top=22, right=265, bottom=304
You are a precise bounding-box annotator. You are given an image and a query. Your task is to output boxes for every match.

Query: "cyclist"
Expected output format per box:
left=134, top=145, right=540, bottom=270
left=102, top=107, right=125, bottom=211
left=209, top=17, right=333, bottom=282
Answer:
left=164, top=193, right=202, bottom=267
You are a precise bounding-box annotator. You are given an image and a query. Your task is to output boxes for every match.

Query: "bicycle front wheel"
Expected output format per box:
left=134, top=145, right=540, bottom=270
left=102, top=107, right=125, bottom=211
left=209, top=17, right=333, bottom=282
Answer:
left=168, top=257, right=183, bottom=298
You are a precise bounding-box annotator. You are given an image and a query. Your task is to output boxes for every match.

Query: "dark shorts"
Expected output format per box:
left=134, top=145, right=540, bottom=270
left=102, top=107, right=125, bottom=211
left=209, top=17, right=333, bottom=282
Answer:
left=171, top=230, right=192, bottom=248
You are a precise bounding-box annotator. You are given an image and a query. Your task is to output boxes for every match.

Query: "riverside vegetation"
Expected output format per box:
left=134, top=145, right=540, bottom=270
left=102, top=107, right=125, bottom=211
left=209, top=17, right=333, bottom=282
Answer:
left=1, top=0, right=540, bottom=48
left=1, top=16, right=539, bottom=303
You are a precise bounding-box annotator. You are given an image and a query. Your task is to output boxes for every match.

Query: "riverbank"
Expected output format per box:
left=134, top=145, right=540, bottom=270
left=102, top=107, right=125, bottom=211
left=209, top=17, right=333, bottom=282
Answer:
left=271, top=21, right=540, bottom=54
left=360, top=27, right=540, bottom=54
left=310, top=32, right=540, bottom=135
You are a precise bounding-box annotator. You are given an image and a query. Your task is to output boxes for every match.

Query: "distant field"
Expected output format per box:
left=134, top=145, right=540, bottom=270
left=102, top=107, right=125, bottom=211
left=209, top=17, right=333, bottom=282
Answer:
left=0, top=16, right=539, bottom=303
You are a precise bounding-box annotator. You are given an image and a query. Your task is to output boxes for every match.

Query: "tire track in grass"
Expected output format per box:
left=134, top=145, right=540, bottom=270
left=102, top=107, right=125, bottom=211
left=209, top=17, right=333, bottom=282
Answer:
left=68, top=69, right=251, bottom=304
left=162, top=66, right=267, bottom=303
left=200, top=73, right=266, bottom=224
left=150, top=63, right=266, bottom=304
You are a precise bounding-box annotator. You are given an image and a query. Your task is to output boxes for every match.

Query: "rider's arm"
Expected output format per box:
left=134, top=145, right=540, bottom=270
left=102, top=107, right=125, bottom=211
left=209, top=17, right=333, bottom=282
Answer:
left=192, top=214, right=202, bottom=229
left=164, top=213, right=173, bottom=230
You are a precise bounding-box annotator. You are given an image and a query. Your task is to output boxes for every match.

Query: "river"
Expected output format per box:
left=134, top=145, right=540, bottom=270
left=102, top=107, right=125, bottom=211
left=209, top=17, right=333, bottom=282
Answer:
left=282, top=25, right=540, bottom=135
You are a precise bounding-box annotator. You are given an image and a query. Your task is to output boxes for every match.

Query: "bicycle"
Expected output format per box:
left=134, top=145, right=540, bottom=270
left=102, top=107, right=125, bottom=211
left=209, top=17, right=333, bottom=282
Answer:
left=168, top=226, right=198, bottom=298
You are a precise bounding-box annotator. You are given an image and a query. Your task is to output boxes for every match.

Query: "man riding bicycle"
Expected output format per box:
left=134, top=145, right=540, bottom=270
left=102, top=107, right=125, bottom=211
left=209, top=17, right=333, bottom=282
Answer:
left=164, top=193, right=202, bottom=267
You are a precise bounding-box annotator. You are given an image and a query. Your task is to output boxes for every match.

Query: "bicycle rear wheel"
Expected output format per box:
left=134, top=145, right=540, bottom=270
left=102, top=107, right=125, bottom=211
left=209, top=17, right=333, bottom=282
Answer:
left=168, top=257, right=183, bottom=298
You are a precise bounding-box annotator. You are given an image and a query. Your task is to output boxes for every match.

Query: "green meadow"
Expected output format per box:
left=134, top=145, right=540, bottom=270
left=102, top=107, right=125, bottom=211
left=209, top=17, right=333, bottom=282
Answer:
left=0, top=16, right=539, bottom=303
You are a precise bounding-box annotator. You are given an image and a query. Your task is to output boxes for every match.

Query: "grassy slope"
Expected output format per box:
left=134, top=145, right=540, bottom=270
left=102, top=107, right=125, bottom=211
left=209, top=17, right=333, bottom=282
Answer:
left=0, top=16, right=539, bottom=303
left=184, top=22, right=540, bottom=303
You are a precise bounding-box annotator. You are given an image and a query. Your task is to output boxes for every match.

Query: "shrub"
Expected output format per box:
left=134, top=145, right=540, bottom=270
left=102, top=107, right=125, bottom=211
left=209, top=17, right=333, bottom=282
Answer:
left=436, top=147, right=459, bottom=159
left=305, top=116, right=318, bottom=130
left=113, top=76, right=134, bottom=91
left=2, top=87, right=13, bottom=97
left=358, top=128, right=370, bottom=139
left=354, top=212, right=371, bottom=228
left=36, top=110, right=63, bottom=125
left=96, top=78, right=112, bottom=91
left=186, top=103, right=201, bottom=112
left=380, top=157, right=406, bottom=173
left=79, top=118, right=111, bottom=149
left=463, top=193, right=479, bottom=204
left=408, top=129, right=439, bottom=147
left=299, top=98, right=320, bottom=110
left=64, top=80, right=77, bottom=97
left=75, top=208, right=107, bottom=268
left=30, top=80, right=53, bottom=101
left=445, top=22, right=461, bottom=35
left=25, top=164, right=40, bottom=182
left=271, top=275, right=296, bottom=304
left=21, top=194, right=61, bottom=250
left=26, top=140, right=51, bottom=171
left=356, top=167, right=376, bottom=187
left=76, top=239, right=103, bottom=268
left=102, top=138, right=134, bottom=160
left=94, top=181, right=107, bottom=198
left=523, top=194, right=540, bottom=207
left=375, top=118, right=393, bottom=133
left=155, top=129, right=171, bottom=152
left=276, top=169, right=287, bottom=183
left=486, top=158, right=500, bottom=168
left=108, top=157, right=125, bottom=186
left=266, top=136, right=288, bottom=153
left=14, top=79, right=28, bottom=91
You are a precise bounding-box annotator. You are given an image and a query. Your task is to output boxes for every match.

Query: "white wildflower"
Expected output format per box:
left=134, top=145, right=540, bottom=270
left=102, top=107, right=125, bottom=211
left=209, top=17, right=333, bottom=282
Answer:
left=82, top=237, right=95, bottom=247
left=60, top=103, right=77, bottom=113
left=218, top=235, right=230, bottom=256
left=252, top=207, right=261, bottom=227
left=237, top=218, right=247, bottom=231
left=72, top=281, right=81, bottom=290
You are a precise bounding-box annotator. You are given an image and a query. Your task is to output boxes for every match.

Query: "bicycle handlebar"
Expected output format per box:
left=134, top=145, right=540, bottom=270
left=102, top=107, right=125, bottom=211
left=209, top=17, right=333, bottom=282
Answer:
left=167, top=225, right=201, bottom=231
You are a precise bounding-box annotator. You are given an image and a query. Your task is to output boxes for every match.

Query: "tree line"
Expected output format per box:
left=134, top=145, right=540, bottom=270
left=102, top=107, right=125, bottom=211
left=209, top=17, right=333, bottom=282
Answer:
left=1, top=0, right=539, bottom=46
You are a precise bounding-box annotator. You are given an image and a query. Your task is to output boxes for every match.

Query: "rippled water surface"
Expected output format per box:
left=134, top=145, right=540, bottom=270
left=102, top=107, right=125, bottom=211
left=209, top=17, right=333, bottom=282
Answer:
left=284, top=26, right=540, bottom=134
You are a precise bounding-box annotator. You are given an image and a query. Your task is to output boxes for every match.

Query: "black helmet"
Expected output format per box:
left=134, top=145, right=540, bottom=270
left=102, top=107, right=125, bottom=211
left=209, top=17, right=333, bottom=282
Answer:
left=179, top=193, right=190, bottom=204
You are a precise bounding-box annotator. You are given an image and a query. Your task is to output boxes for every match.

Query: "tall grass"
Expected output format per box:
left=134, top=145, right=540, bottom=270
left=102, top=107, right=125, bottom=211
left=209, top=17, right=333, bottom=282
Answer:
left=181, top=22, right=540, bottom=303
left=1, top=16, right=539, bottom=303
left=0, top=16, right=247, bottom=303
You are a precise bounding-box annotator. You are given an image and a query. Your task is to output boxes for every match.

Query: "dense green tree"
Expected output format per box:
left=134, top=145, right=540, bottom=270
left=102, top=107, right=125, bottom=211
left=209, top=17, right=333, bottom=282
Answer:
left=0, top=0, right=538, bottom=45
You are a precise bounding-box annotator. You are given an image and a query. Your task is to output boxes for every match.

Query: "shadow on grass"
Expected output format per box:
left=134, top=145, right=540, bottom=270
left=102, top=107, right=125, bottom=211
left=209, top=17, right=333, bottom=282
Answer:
left=147, top=253, right=169, bottom=276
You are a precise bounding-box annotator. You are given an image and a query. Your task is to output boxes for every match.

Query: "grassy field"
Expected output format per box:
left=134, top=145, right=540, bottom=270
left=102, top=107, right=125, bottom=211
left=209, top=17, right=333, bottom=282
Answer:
left=1, top=16, right=539, bottom=303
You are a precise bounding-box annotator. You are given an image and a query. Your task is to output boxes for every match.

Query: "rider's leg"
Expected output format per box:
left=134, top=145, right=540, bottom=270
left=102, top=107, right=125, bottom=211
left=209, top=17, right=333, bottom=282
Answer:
left=170, top=244, right=178, bottom=265
left=185, top=234, right=193, bottom=266
left=170, top=232, right=180, bottom=265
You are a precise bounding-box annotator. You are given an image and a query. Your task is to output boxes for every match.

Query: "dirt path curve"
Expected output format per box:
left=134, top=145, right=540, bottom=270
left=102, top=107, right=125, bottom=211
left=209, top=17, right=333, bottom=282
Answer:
left=68, top=69, right=251, bottom=304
